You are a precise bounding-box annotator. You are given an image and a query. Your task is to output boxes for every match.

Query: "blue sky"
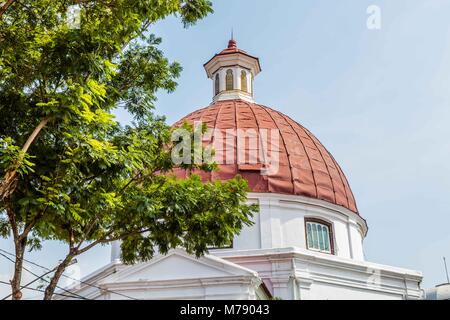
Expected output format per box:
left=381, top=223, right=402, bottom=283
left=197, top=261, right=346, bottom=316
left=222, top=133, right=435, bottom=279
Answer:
left=2, top=0, right=450, bottom=297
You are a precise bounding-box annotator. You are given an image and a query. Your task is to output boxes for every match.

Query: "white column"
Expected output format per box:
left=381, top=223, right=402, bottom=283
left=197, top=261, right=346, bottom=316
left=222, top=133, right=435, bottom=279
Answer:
left=259, top=197, right=282, bottom=248
left=111, top=240, right=121, bottom=262
left=219, top=69, right=226, bottom=92
left=212, top=73, right=215, bottom=97
left=271, top=276, right=292, bottom=300
left=233, top=67, right=239, bottom=91
left=348, top=219, right=365, bottom=261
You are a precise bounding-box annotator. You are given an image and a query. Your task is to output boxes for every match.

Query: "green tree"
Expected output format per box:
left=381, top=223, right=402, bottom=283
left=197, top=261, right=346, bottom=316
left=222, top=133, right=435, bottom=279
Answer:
left=0, top=1, right=257, bottom=300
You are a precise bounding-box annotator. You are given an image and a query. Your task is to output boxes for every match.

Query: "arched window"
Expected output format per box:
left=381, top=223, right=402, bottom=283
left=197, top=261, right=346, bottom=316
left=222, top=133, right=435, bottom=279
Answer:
left=241, top=70, right=248, bottom=92
left=226, top=69, right=234, bottom=90
left=215, top=73, right=220, bottom=95
left=305, top=218, right=334, bottom=254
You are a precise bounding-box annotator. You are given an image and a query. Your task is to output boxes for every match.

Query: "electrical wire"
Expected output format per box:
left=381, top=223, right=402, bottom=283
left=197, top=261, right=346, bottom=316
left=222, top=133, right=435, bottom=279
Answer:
left=0, top=248, right=138, bottom=300
left=1, top=264, right=57, bottom=300
left=0, top=252, right=88, bottom=300
left=0, top=280, right=83, bottom=300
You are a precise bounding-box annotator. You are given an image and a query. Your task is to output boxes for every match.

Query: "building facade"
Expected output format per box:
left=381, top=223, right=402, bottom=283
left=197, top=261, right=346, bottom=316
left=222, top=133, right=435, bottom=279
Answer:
left=59, top=39, right=423, bottom=300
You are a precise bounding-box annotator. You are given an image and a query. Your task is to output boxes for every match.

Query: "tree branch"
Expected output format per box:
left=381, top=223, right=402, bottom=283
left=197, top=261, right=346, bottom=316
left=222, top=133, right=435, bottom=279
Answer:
left=76, top=227, right=151, bottom=256
left=43, top=253, right=74, bottom=300
left=118, top=170, right=142, bottom=195
left=19, top=204, right=48, bottom=241
left=0, top=116, right=52, bottom=200
left=0, top=0, right=16, bottom=18
left=5, top=204, right=19, bottom=241
left=21, top=116, right=51, bottom=155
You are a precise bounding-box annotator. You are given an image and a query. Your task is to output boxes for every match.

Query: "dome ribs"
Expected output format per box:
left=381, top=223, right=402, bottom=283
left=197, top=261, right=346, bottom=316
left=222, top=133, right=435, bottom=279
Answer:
left=287, top=117, right=337, bottom=205
left=234, top=100, right=269, bottom=192
left=172, top=100, right=358, bottom=214
left=301, top=126, right=352, bottom=211
left=195, top=105, right=214, bottom=182
left=211, top=100, right=239, bottom=181
left=266, top=107, right=318, bottom=200
left=333, top=155, right=358, bottom=212
left=209, top=101, right=224, bottom=181
left=245, top=101, right=286, bottom=193
left=256, top=104, right=294, bottom=195
left=242, top=101, right=263, bottom=163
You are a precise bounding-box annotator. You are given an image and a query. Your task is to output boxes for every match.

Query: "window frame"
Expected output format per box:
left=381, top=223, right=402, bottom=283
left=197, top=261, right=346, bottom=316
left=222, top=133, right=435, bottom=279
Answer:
left=304, top=218, right=335, bottom=255
left=215, top=73, right=220, bottom=95
left=226, top=69, right=234, bottom=90
left=241, top=70, right=248, bottom=92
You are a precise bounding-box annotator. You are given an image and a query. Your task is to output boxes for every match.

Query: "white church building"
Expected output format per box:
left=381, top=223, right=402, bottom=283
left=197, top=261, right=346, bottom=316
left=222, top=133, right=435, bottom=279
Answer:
left=59, top=39, right=423, bottom=300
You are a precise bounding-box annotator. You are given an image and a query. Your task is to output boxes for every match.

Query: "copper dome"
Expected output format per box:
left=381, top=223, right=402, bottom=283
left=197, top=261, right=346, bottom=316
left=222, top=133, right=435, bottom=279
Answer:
left=173, top=99, right=358, bottom=213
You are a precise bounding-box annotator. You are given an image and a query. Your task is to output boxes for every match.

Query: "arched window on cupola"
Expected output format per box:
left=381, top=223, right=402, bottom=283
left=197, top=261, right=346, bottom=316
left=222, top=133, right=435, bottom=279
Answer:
left=226, top=69, right=234, bottom=90
left=215, top=73, right=220, bottom=95
left=241, top=70, right=248, bottom=92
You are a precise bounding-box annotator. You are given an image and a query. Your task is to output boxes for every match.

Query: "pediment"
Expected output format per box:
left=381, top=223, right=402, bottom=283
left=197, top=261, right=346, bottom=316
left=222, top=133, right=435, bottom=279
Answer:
left=100, top=249, right=257, bottom=284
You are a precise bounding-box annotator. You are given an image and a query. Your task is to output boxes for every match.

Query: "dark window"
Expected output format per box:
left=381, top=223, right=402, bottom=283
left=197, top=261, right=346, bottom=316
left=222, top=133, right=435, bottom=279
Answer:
left=215, top=73, right=220, bottom=95
left=226, top=69, right=234, bottom=90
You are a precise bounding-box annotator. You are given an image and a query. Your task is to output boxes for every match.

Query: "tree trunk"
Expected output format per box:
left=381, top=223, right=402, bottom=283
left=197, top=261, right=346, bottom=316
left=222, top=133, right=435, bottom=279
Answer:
left=2, top=117, right=51, bottom=298
left=43, top=255, right=74, bottom=300
left=10, top=237, right=26, bottom=300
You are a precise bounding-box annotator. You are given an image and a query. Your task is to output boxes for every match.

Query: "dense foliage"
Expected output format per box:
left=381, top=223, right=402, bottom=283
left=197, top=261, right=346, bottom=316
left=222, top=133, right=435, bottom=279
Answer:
left=0, top=0, right=256, bottom=299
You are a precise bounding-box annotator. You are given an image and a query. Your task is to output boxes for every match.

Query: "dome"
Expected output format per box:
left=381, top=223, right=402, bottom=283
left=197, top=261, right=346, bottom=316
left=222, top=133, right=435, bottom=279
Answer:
left=173, top=99, right=358, bottom=213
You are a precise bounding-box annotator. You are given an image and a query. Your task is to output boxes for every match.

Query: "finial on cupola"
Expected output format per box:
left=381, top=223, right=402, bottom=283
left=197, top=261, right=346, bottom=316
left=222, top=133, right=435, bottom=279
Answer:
left=228, top=38, right=237, bottom=49
left=228, top=28, right=236, bottom=48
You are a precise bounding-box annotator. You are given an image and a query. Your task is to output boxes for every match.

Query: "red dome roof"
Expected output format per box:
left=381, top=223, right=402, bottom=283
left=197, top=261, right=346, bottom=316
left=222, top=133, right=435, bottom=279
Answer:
left=173, top=100, right=358, bottom=213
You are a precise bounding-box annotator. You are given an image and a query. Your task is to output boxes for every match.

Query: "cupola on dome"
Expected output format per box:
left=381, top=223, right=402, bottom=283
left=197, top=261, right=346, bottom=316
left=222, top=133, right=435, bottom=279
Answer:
left=173, top=39, right=358, bottom=214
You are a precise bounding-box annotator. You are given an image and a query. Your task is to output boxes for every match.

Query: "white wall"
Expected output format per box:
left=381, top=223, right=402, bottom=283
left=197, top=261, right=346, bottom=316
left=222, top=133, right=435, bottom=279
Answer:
left=211, top=67, right=254, bottom=103
left=218, top=247, right=423, bottom=300
left=229, top=193, right=367, bottom=261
